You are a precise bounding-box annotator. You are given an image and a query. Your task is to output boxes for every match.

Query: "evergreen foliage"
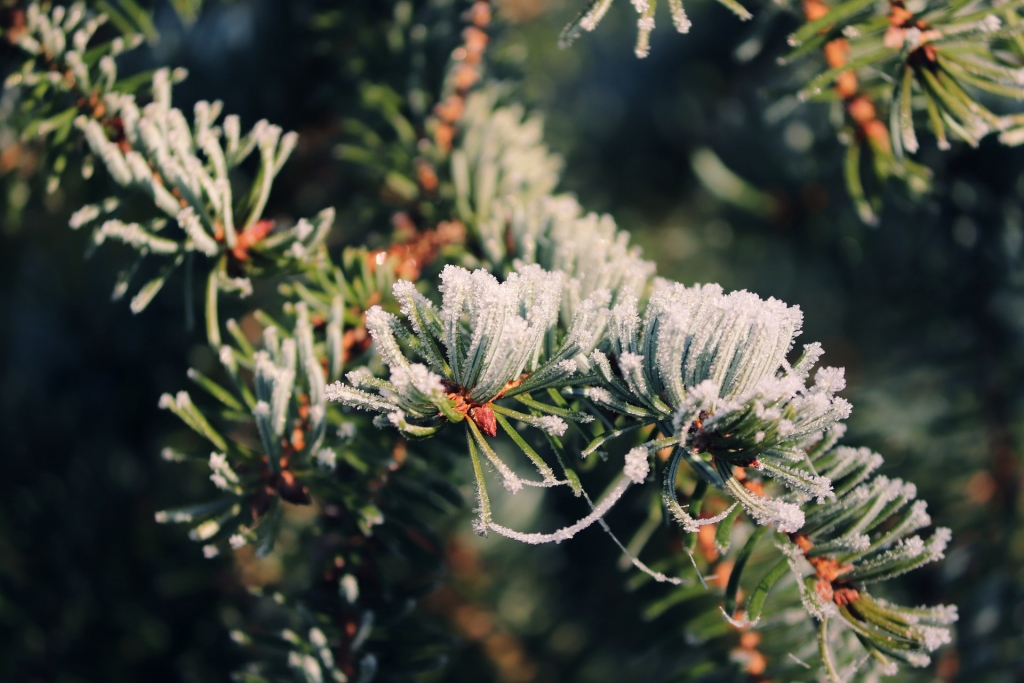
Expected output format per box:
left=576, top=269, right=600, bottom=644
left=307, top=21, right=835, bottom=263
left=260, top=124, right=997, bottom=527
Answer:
left=8, top=0, right=1024, bottom=681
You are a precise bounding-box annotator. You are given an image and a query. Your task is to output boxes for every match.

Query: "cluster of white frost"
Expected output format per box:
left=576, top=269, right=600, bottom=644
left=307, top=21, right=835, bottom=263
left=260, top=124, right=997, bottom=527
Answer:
left=4, top=4, right=143, bottom=109
left=786, top=441, right=957, bottom=670
left=326, top=264, right=607, bottom=439
left=324, top=81, right=956, bottom=658
left=71, top=68, right=333, bottom=271
left=154, top=300, right=344, bottom=558
left=478, top=194, right=657, bottom=325
left=279, top=625, right=347, bottom=683
left=453, top=87, right=562, bottom=228
left=252, top=304, right=328, bottom=463
left=458, top=87, right=656, bottom=327
left=584, top=282, right=850, bottom=531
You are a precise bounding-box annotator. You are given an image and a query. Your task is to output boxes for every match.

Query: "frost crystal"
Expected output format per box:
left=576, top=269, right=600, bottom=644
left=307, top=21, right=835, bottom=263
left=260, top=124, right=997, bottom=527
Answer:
left=208, top=451, right=240, bottom=491
left=534, top=415, right=569, bottom=437
left=316, top=448, right=338, bottom=471
left=623, top=446, right=650, bottom=484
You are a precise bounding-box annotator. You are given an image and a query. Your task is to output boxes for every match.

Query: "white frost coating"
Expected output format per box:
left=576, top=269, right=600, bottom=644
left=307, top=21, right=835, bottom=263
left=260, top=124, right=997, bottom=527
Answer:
left=930, top=527, right=952, bottom=558
left=744, top=495, right=805, bottom=534
left=316, top=448, right=337, bottom=471
left=874, top=600, right=957, bottom=625
left=555, top=359, right=578, bottom=376
left=329, top=264, right=591, bottom=440
left=914, top=625, right=952, bottom=652
left=161, top=447, right=187, bottom=462
left=457, top=86, right=563, bottom=226
left=594, top=281, right=854, bottom=514
left=4, top=43, right=326, bottom=311
left=345, top=367, right=375, bottom=386
left=69, top=203, right=101, bottom=229
left=325, top=382, right=394, bottom=412
left=155, top=508, right=194, bottom=524
left=190, top=520, right=219, bottom=541
left=209, top=451, right=239, bottom=491
left=623, top=446, right=650, bottom=484
left=534, top=415, right=569, bottom=436
left=94, top=219, right=180, bottom=254
left=813, top=366, right=846, bottom=394
left=288, top=651, right=323, bottom=683
left=438, top=264, right=562, bottom=400
left=364, top=307, right=408, bottom=371
left=309, top=627, right=328, bottom=649
left=668, top=0, right=692, bottom=32
left=337, top=422, right=357, bottom=441
left=653, top=283, right=803, bottom=402
left=666, top=497, right=736, bottom=533
left=980, top=14, right=1002, bottom=32
left=487, top=477, right=633, bottom=544
left=394, top=363, right=446, bottom=397
left=340, top=574, right=359, bottom=603
left=480, top=191, right=654, bottom=325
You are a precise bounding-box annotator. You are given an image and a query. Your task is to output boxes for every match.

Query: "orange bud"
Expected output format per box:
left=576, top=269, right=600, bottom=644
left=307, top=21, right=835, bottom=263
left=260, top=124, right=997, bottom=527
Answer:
left=469, top=404, right=497, bottom=437
left=803, top=0, right=829, bottom=21
left=847, top=96, right=876, bottom=124
left=836, top=70, right=859, bottom=98
left=823, top=39, right=849, bottom=68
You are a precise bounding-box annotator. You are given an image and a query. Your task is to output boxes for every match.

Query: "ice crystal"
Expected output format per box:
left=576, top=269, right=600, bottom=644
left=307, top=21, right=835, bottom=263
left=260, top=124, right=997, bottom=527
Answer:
left=623, top=446, right=651, bottom=484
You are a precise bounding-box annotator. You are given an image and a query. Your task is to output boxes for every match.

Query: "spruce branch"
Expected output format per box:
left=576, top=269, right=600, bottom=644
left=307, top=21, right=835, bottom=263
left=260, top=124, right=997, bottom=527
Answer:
left=3, top=1, right=961, bottom=680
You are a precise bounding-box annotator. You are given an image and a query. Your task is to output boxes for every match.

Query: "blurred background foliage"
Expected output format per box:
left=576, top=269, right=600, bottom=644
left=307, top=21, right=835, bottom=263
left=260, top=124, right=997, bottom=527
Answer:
left=3, top=0, right=1024, bottom=681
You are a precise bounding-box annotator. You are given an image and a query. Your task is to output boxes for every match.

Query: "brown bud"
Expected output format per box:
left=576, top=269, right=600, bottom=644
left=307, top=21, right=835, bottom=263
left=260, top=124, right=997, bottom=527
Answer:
left=416, top=160, right=439, bottom=192
left=278, top=470, right=311, bottom=505
left=889, top=5, right=913, bottom=26
left=453, top=64, right=480, bottom=92
left=468, top=1, right=491, bottom=27
left=847, top=96, right=876, bottom=124
left=823, top=39, right=849, bottom=68
left=435, top=123, right=454, bottom=153
left=803, top=0, right=830, bottom=21
left=463, top=26, right=489, bottom=56
left=469, top=404, right=497, bottom=437
left=836, top=70, right=859, bottom=98
left=862, top=119, right=891, bottom=152
left=434, top=95, right=465, bottom=124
